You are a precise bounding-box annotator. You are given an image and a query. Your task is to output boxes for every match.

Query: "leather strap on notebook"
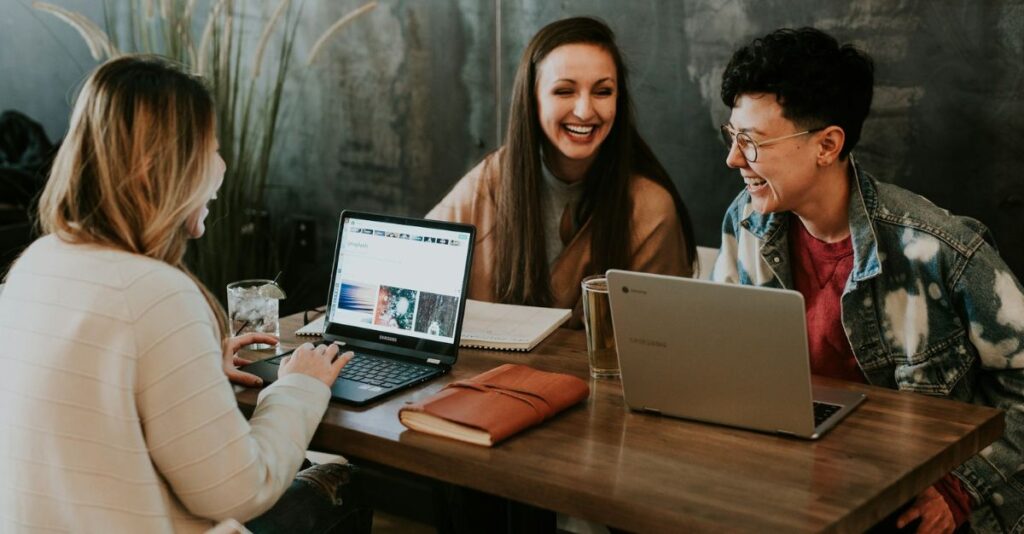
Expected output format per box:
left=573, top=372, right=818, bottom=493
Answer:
left=445, top=380, right=554, bottom=420
left=398, top=364, right=590, bottom=446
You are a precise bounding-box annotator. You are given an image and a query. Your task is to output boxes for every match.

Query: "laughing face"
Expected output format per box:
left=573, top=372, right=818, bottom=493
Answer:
left=535, top=43, right=617, bottom=181
left=725, top=93, right=822, bottom=215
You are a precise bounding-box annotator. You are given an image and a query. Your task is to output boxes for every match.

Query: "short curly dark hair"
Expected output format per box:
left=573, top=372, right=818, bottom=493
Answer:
left=721, top=28, right=874, bottom=160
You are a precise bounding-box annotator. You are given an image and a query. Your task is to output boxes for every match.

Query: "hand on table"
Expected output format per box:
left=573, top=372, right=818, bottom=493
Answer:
left=222, top=333, right=278, bottom=387
left=896, top=485, right=955, bottom=534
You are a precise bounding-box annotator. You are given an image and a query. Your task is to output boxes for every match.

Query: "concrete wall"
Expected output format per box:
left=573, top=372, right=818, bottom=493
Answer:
left=1, top=0, right=101, bottom=140
left=3, top=0, right=1023, bottom=306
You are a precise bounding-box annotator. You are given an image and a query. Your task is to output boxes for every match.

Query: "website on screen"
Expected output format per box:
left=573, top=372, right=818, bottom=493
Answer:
left=328, top=217, right=470, bottom=343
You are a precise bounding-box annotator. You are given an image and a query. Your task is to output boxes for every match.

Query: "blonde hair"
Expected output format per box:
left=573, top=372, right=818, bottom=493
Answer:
left=39, top=54, right=228, bottom=338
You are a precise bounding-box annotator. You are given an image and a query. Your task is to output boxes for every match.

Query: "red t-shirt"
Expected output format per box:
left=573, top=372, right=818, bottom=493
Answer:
left=788, top=220, right=971, bottom=526
left=788, top=221, right=862, bottom=382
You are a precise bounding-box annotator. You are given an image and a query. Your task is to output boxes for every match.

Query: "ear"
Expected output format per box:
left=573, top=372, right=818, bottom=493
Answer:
left=816, top=126, right=846, bottom=166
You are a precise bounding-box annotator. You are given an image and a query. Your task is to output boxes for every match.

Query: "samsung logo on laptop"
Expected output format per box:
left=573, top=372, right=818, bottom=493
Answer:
left=630, top=337, right=666, bottom=348
left=379, top=334, right=398, bottom=343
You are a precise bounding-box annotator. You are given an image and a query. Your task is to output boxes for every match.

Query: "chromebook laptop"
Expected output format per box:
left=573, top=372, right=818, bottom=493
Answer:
left=606, top=270, right=865, bottom=439
left=244, top=210, right=475, bottom=406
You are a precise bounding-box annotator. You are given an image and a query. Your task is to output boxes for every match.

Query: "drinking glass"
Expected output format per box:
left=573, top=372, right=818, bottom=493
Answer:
left=226, top=279, right=282, bottom=349
left=581, top=275, right=620, bottom=378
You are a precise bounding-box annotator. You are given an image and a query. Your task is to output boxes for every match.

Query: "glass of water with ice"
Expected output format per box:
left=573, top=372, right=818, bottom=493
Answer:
left=226, top=279, right=286, bottom=348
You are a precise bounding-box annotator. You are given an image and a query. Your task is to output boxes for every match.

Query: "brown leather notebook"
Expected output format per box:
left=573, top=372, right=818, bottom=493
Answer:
left=398, top=364, right=590, bottom=446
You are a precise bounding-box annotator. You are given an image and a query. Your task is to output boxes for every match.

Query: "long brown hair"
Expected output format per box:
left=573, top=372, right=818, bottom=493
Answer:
left=38, top=55, right=229, bottom=337
left=494, top=17, right=696, bottom=306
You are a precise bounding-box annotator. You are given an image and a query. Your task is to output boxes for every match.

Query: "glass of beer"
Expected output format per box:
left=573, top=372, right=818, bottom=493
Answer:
left=581, top=275, right=619, bottom=378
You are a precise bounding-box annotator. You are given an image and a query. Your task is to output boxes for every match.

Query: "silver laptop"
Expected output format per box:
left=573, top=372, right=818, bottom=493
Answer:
left=606, top=270, right=865, bottom=439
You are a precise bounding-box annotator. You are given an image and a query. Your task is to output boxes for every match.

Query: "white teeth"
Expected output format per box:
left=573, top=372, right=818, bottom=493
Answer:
left=745, top=178, right=766, bottom=186
left=565, top=124, right=595, bottom=135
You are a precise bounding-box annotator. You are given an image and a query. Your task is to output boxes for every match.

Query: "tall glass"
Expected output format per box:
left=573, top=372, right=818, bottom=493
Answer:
left=226, top=279, right=280, bottom=349
left=581, top=275, right=620, bottom=378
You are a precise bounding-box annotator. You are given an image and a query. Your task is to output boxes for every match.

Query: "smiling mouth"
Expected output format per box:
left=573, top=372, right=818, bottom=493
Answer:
left=744, top=176, right=768, bottom=191
left=563, top=124, right=597, bottom=139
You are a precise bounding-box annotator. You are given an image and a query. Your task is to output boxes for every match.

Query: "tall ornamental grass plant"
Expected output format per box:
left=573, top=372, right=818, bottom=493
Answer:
left=34, top=0, right=376, bottom=300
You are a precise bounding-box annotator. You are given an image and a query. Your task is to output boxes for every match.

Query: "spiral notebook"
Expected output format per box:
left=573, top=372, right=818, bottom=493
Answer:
left=296, top=299, right=571, bottom=352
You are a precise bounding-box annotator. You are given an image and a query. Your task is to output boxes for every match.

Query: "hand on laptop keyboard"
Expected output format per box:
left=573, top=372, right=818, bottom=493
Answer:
left=223, top=332, right=280, bottom=387
left=279, top=342, right=353, bottom=387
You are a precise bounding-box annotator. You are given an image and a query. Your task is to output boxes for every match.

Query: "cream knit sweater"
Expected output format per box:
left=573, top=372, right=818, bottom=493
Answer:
left=0, top=235, right=330, bottom=533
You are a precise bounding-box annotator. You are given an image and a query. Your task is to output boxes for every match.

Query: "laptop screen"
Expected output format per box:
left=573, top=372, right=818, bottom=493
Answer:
left=323, top=211, right=474, bottom=360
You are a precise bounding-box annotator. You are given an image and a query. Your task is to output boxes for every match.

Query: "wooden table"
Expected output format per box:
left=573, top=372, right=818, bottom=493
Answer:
left=237, top=313, right=1004, bottom=533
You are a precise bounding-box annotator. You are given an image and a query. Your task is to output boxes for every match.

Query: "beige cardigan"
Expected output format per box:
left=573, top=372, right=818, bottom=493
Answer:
left=428, top=152, right=693, bottom=325
left=0, top=235, right=330, bottom=532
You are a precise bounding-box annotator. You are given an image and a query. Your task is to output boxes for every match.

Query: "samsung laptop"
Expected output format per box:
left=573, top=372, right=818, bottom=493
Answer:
left=606, top=270, right=865, bottom=439
left=244, top=210, right=475, bottom=406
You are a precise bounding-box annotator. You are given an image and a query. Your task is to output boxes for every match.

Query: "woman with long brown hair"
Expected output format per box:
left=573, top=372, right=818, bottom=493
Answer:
left=0, top=55, right=360, bottom=532
left=429, top=16, right=696, bottom=321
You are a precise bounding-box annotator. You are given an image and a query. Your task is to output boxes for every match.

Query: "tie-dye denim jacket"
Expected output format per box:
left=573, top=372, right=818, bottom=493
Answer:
left=712, top=161, right=1024, bottom=533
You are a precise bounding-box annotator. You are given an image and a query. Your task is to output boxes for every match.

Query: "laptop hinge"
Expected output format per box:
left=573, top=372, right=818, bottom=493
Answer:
left=642, top=407, right=661, bottom=415
left=427, top=358, right=441, bottom=365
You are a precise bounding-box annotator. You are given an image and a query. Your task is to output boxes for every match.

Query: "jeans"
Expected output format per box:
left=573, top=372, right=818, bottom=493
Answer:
left=246, top=461, right=371, bottom=534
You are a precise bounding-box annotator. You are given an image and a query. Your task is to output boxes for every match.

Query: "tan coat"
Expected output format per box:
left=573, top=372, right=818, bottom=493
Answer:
left=427, top=152, right=693, bottom=326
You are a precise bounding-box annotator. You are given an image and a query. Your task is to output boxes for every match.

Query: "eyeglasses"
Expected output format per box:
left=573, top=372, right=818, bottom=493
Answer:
left=720, top=124, right=825, bottom=162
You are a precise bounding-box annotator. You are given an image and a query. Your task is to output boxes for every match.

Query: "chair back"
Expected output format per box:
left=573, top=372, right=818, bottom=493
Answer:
left=695, top=246, right=719, bottom=280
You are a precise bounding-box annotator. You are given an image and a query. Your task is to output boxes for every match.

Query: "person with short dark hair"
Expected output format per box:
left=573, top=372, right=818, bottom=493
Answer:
left=713, top=28, right=1024, bottom=533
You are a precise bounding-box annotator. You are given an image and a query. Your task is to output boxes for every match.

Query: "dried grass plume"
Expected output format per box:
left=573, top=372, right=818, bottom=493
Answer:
left=307, top=1, right=377, bottom=67
left=33, top=1, right=119, bottom=60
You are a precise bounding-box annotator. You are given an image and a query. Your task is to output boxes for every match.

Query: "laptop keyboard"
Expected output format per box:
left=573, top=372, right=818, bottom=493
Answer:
left=813, top=401, right=842, bottom=426
left=265, top=352, right=436, bottom=388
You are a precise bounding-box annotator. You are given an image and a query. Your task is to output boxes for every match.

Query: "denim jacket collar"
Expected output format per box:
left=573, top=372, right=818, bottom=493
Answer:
left=739, top=157, right=882, bottom=287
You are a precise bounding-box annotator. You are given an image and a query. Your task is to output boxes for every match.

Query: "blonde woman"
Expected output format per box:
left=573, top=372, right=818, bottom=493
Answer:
left=0, top=56, right=361, bottom=532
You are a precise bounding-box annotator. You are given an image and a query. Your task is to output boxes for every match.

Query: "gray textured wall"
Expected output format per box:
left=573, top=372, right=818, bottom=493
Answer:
left=1, top=0, right=100, bottom=139
left=3, top=0, right=1023, bottom=306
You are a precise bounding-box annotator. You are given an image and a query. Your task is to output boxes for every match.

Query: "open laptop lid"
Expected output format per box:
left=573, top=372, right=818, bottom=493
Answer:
left=321, top=210, right=475, bottom=366
left=606, top=270, right=820, bottom=437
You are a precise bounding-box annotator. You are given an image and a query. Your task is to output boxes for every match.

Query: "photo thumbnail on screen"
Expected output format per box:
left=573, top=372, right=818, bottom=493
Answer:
left=336, top=281, right=377, bottom=325
left=414, top=292, right=459, bottom=337
left=374, top=286, right=417, bottom=330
